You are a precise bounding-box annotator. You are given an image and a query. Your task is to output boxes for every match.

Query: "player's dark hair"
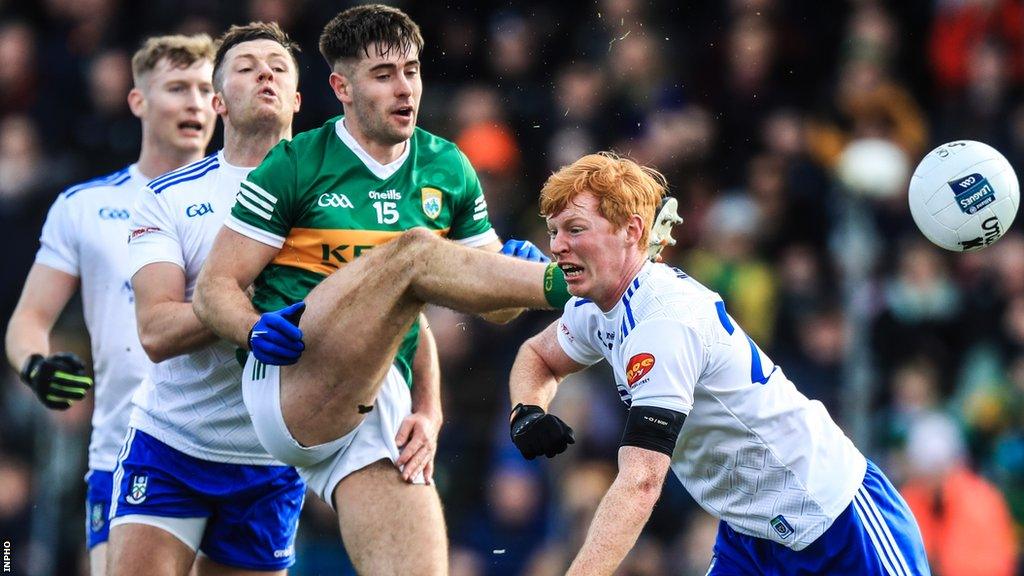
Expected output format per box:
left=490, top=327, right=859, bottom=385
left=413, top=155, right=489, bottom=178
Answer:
left=213, top=22, right=301, bottom=91
left=318, top=4, right=424, bottom=69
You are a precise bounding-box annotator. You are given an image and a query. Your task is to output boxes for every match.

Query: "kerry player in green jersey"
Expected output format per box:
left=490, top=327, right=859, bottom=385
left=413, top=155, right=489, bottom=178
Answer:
left=193, top=5, right=559, bottom=574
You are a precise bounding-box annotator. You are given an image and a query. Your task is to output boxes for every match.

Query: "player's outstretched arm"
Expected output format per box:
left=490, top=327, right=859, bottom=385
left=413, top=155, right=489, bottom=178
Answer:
left=396, top=314, right=442, bottom=484
left=193, top=226, right=280, bottom=349
left=5, top=264, right=93, bottom=410
left=133, top=262, right=219, bottom=362
left=567, top=446, right=670, bottom=576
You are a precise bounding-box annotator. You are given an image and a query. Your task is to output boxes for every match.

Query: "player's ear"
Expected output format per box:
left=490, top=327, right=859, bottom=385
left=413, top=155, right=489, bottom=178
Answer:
left=127, top=87, right=145, bottom=119
left=293, top=90, right=301, bottom=113
left=212, top=92, right=227, bottom=116
left=624, top=213, right=644, bottom=246
left=329, top=71, right=352, bottom=105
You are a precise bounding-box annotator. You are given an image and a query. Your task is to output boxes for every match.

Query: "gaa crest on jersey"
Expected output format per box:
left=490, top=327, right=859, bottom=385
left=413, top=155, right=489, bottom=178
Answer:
left=126, top=474, right=149, bottom=504
left=949, top=173, right=995, bottom=214
left=626, top=353, right=655, bottom=387
left=421, top=187, right=443, bottom=220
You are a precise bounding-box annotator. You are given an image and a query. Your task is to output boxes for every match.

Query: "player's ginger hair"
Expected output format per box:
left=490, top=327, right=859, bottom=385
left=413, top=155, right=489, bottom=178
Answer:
left=540, top=152, right=667, bottom=248
left=131, top=33, right=216, bottom=88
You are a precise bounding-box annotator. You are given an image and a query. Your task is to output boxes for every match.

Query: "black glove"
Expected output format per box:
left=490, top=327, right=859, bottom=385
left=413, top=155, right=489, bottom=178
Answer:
left=20, top=353, right=93, bottom=410
left=510, top=403, right=575, bottom=460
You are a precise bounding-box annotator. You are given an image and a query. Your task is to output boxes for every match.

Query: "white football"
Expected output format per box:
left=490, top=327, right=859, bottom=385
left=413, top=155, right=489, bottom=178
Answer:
left=908, top=140, right=1019, bottom=252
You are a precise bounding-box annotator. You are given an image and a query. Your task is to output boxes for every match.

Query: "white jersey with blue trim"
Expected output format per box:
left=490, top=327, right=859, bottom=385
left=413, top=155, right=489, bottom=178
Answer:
left=556, top=262, right=867, bottom=551
left=35, top=164, right=154, bottom=472
left=127, top=150, right=282, bottom=466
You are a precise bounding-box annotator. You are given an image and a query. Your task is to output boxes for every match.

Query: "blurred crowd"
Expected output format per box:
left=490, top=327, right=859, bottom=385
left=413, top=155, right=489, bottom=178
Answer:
left=2, top=0, right=1024, bottom=574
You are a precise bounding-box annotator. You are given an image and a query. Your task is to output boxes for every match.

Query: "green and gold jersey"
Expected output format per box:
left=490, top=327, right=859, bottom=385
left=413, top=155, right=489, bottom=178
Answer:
left=225, top=116, right=498, bottom=384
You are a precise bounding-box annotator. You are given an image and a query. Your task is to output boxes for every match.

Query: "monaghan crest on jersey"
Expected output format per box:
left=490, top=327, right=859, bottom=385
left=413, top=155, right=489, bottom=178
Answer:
left=421, top=187, right=442, bottom=219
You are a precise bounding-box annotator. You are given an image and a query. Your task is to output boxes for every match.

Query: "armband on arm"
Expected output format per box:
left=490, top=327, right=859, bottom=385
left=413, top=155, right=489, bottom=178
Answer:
left=620, top=405, right=686, bottom=457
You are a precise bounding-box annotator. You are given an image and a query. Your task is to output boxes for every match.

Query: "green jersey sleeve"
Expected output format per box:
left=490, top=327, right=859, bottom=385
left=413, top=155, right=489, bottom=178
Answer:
left=227, top=139, right=299, bottom=248
left=448, top=149, right=496, bottom=243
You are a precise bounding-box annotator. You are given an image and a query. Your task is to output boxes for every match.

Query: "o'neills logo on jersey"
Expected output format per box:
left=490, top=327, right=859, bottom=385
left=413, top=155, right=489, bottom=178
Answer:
left=369, top=189, right=401, bottom=200
left=421, top=187, right=442, bottom=219
left=626, top=353, right=655, bottom=387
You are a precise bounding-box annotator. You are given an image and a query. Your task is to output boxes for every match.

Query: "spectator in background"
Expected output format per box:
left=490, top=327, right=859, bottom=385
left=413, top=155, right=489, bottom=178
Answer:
left=872, top=240, right=967, bottom=402
left=452, top=84, right=523, bottom=226
left=72, top=49, right=140, bottom=173
left=451, top=456, right=550, bottom=576
left=934, top=37, right=1017, bottom=151
left=807, top=2, right=928, bottom=210
left=0, top=115, right=68, bottom=325
left=929, top=0, right=1024, bottom=94
left=0, top=20, right=38, bottom=119
left=0, top=457, right=32, bottom=575
left=875, top=358, right=943, bottom=480
left=686, top=194, right=777, bottom=344
left=548, top=63, right=608, bottom=172
left=900, top=413, right=1017, bottom=576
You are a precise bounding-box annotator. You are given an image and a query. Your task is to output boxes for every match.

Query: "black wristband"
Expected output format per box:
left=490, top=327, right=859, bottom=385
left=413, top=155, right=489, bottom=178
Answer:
left=19, top=354, right=44, bottom=387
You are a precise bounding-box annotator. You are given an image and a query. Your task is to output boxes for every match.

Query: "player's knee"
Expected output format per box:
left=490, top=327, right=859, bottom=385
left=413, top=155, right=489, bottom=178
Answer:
left=395, top=227, right=437, bottom=251
left=393, top=227, right=440, bottom=267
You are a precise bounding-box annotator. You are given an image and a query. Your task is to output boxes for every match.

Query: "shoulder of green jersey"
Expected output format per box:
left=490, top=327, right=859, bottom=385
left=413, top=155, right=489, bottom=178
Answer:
left=473, top=194, right=489, bottom=221
left=412, top=125, right=451, bottom=144
left=237, top=180, right=278, bottom=221
left=455, top=228, right=498, bottom=247
left=224, top=215, right=286, bottom=249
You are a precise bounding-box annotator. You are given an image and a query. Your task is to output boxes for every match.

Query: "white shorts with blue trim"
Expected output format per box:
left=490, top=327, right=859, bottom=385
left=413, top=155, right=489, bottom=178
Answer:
left=242, top=353, right=423, bottom=506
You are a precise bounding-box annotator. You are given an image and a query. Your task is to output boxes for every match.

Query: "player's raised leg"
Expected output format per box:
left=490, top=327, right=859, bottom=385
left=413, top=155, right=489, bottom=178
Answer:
left=281, top=227, right=550, bottom=447
left=333, top=459, right=447, bottom=575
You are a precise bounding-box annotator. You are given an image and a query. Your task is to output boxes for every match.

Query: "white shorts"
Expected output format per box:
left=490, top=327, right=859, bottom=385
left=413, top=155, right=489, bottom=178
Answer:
left=241, top=353, right=421, bottom=505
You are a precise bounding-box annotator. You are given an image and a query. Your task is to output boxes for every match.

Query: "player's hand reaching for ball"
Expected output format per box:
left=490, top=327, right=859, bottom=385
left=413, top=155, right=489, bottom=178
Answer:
left=510, top=403, right=575, bottom=459
left=249, top=301, right=306, bottom=366
left=395, top=412, right=440, bottom=484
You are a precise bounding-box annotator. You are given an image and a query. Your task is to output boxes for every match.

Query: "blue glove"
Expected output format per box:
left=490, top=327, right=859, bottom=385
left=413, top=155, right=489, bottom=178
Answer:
left=500, top=239, right=550, bottom=263
left=249, top=301, right=306, bottom=366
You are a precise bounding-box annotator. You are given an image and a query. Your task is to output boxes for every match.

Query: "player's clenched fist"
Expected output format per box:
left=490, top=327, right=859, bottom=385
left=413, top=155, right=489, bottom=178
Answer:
left=20, top=352, right=93, bottom=410
left=510, top=403, right=575, bottom=459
